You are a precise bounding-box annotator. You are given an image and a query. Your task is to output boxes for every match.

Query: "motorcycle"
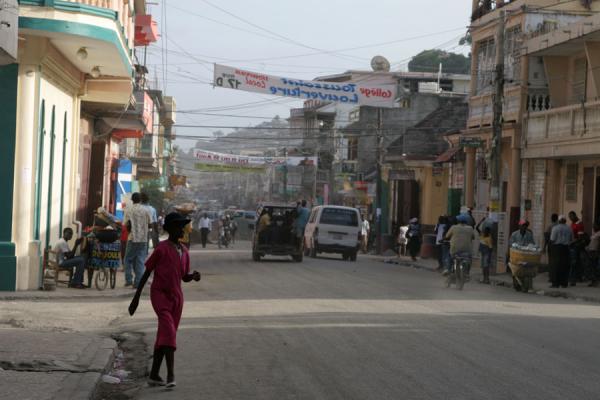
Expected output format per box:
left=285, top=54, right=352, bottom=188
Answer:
left=218, top=225, right=231, bottom=249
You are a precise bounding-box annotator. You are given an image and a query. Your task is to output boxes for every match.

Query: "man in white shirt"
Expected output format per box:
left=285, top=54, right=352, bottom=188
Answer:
left=123, top=192, right=152, bottom=288
left=361, top=216, right=370, bottom=253
left=199, top=213, right=211, bottom=248
left=141, top=192, right=159, bottom=249
left=53, top=227, right=86, bottom=289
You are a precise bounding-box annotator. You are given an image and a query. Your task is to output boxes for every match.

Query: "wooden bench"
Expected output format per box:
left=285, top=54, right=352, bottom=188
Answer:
left=43, top=248, right=73, bottom=287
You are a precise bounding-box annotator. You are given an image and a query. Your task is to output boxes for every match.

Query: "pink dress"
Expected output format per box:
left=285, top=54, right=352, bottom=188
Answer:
left=145, top=241, right=190, bottom=350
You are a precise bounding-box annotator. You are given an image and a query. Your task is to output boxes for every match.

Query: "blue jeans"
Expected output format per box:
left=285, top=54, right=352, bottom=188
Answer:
left=480, top=245, right=492, bottom=269
left=60, top=256, right=85, bottom=285
left=125, top=242, right=148, bottom=287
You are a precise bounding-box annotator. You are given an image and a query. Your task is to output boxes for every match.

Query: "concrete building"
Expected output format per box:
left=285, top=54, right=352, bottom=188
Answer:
left=0, top=0, right=154, bottom=290
left=385, top=98, right=469, bottom=227
left=521, top=12, right=600, bottom=242
left=458, top=0, right=600, bottom=270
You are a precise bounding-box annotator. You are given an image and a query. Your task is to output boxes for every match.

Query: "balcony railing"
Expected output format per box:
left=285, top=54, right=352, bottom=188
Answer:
left=525, top=100, right=600, bottom=142
left=468, top=87, right=550, bottom=128
left=467, top=85, right=521, bottom=127
left=60, top=0, right=134, bottom=47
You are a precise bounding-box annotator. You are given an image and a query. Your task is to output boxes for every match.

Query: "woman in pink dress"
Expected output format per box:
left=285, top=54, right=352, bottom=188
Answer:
left=129, top=212, right=201, bottom=388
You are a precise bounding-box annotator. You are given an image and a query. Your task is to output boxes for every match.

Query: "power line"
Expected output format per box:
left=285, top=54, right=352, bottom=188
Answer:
left=145, top=25, right=467, bottom=64
left=197, top=0, right=367, bottom=63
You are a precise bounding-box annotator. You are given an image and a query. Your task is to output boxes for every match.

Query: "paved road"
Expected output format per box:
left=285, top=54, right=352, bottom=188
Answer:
left=121, top=243, right=600, bottom=400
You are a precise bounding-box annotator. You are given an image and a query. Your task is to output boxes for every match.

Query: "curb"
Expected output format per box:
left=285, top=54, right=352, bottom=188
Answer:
left=52, top=337, right=117, bottom=400
left=382, top=257, right=600, bottom=305
left=0, top=290, right=137, bottom=302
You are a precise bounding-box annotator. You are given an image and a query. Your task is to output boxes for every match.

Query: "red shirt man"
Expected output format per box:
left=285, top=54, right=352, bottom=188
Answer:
left=569, top=211, right=584, bottom=239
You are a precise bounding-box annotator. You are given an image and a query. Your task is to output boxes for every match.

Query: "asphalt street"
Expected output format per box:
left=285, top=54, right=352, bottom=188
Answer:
left=119, top=243, right=600, bottom=400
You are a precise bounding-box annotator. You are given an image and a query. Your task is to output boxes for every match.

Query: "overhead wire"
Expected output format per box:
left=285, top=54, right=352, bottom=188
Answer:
left=196, top=0, right=367, bottom=63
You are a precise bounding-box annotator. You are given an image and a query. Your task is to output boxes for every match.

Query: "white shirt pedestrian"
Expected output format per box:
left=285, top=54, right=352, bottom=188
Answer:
left=124, top=203, right=151, bottom=243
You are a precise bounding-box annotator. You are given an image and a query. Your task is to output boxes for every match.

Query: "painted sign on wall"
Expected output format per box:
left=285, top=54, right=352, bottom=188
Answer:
left=213, top=64, right=398, bottom=108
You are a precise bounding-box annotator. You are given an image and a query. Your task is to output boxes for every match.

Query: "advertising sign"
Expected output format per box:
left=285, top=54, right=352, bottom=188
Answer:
left=214, top=64, right=398, bottom=108
left=194, top=149, right=317, bottom=167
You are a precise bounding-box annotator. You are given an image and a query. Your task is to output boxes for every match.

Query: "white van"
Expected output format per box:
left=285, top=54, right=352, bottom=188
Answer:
left=304, top=206, right=362, bottom=261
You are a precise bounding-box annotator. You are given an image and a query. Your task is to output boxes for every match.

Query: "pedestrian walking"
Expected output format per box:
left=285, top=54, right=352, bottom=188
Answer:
left=361, top=215, right=370, bottom=253
left=128, top=212, right=201, bottom=388
left=477, top=226, right=493, bottom=284
left=434, top=216, right=448, bottom=271
left=141, top=192, right=159, bottom=249
left=544, top=214, right=559, bottom=283
left=407, top=218, right=422, bottom=261
left=586, top=222, right=600, bottom=287
left=199, top=213, right=211, bottom=248
left=568, top=211, right=586, bottom=286
left=123, top=192, right=152, bottom=288
left=293, top=200, right=310, bottom=250
left=550, top=215, right=573, bottom=288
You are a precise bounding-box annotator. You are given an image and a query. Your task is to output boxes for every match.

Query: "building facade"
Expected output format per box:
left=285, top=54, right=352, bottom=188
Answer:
left=0, top=0, right=160, bottom=291
left=521, top=12, right=600, bottom=243
left=465, top=1, right=600, bottom=218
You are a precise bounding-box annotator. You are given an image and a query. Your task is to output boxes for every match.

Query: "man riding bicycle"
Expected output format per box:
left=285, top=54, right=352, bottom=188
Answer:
left=443, top=213, right=476, bottom=277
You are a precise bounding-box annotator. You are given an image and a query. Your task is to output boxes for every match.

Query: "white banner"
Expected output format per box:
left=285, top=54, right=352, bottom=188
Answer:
left=194, top=149, right=317, bottom=167
left=213, top=64, right=397, bottom=108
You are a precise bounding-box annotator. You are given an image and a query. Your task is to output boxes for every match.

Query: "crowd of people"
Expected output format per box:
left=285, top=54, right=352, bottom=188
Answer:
left=395, top=208, right=599, bottom=288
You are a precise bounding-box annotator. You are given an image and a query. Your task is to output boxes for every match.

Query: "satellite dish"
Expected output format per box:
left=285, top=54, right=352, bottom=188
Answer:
left=371, top=55, right=391, bottom=72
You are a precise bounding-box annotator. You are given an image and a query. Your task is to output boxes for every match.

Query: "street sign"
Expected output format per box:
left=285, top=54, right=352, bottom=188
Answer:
left=459, top=137, right=483, bottom=148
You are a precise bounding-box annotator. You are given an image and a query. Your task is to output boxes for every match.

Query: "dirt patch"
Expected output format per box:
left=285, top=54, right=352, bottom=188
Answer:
left=93, top=332, right=149, bottom=400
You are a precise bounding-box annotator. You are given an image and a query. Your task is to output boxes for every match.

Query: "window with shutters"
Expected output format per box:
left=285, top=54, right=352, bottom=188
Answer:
left=566, top=163, right=578, bottom=202
left=475, top=38, right=495, bottom=95
left=504, top=26, right=522, bottom=84
left=347, top=138, right=358, bottom=161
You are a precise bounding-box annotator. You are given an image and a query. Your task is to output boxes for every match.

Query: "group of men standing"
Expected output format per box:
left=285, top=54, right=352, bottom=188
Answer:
left=545, top=211, right=589, bottom=288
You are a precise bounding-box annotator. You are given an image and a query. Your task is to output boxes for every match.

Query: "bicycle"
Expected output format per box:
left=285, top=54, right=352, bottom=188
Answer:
left=446, top=253, right=471, bottom=290
left=89, top=238, right=119, bottom=291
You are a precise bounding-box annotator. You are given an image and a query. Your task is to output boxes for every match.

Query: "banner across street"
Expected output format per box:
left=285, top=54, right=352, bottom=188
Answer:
left=213, top=64, right=398, bottom=108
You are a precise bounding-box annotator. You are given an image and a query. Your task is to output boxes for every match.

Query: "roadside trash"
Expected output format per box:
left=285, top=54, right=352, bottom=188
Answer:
left=102, top=375, right=120, bottom=384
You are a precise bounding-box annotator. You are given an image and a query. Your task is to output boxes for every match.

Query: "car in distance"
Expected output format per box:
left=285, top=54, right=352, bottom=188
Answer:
left=304, top=206, right=361, bottom=261
left=252, top=203, right=303, bottom=262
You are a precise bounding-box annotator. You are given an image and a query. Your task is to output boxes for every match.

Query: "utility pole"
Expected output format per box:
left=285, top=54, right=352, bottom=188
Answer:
left=490, top=10, right=505, bottom=213
left=282, top=147, right=288, bottom=203
left=375, top=108, right=384, bottom=255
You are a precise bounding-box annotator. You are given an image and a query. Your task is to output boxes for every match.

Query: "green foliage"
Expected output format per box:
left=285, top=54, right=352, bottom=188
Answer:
left=408, top=50, right=471, bottom=75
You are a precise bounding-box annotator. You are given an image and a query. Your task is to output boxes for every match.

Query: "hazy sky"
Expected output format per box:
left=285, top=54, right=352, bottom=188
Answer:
left=144, top=0, right=473, bottom=149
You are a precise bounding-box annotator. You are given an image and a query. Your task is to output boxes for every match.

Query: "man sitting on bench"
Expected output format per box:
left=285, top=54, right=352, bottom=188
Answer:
left=53, top=227, right=86, bottom=289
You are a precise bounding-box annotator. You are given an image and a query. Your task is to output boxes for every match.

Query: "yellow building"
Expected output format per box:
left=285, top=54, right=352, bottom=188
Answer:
left=0, top=0, right=148, bottom=290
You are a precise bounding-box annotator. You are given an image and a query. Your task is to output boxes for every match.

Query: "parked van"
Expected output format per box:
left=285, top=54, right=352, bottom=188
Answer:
left=304, top=206, right=362, bottom=261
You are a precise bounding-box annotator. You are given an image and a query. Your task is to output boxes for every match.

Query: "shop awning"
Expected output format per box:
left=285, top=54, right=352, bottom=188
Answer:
left=435, top=147, right=461, bottom=163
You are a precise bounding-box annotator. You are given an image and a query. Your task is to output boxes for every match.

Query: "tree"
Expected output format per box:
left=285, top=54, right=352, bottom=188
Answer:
left=408, top=50, right=471, bottom=75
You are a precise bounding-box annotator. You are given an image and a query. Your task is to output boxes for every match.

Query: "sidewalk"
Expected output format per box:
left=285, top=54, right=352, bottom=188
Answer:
left=0, top=328, right=118, bottom=400
left=370, top=253, right=600, bottom=303
left=0, top=268, right=137, bottom=301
